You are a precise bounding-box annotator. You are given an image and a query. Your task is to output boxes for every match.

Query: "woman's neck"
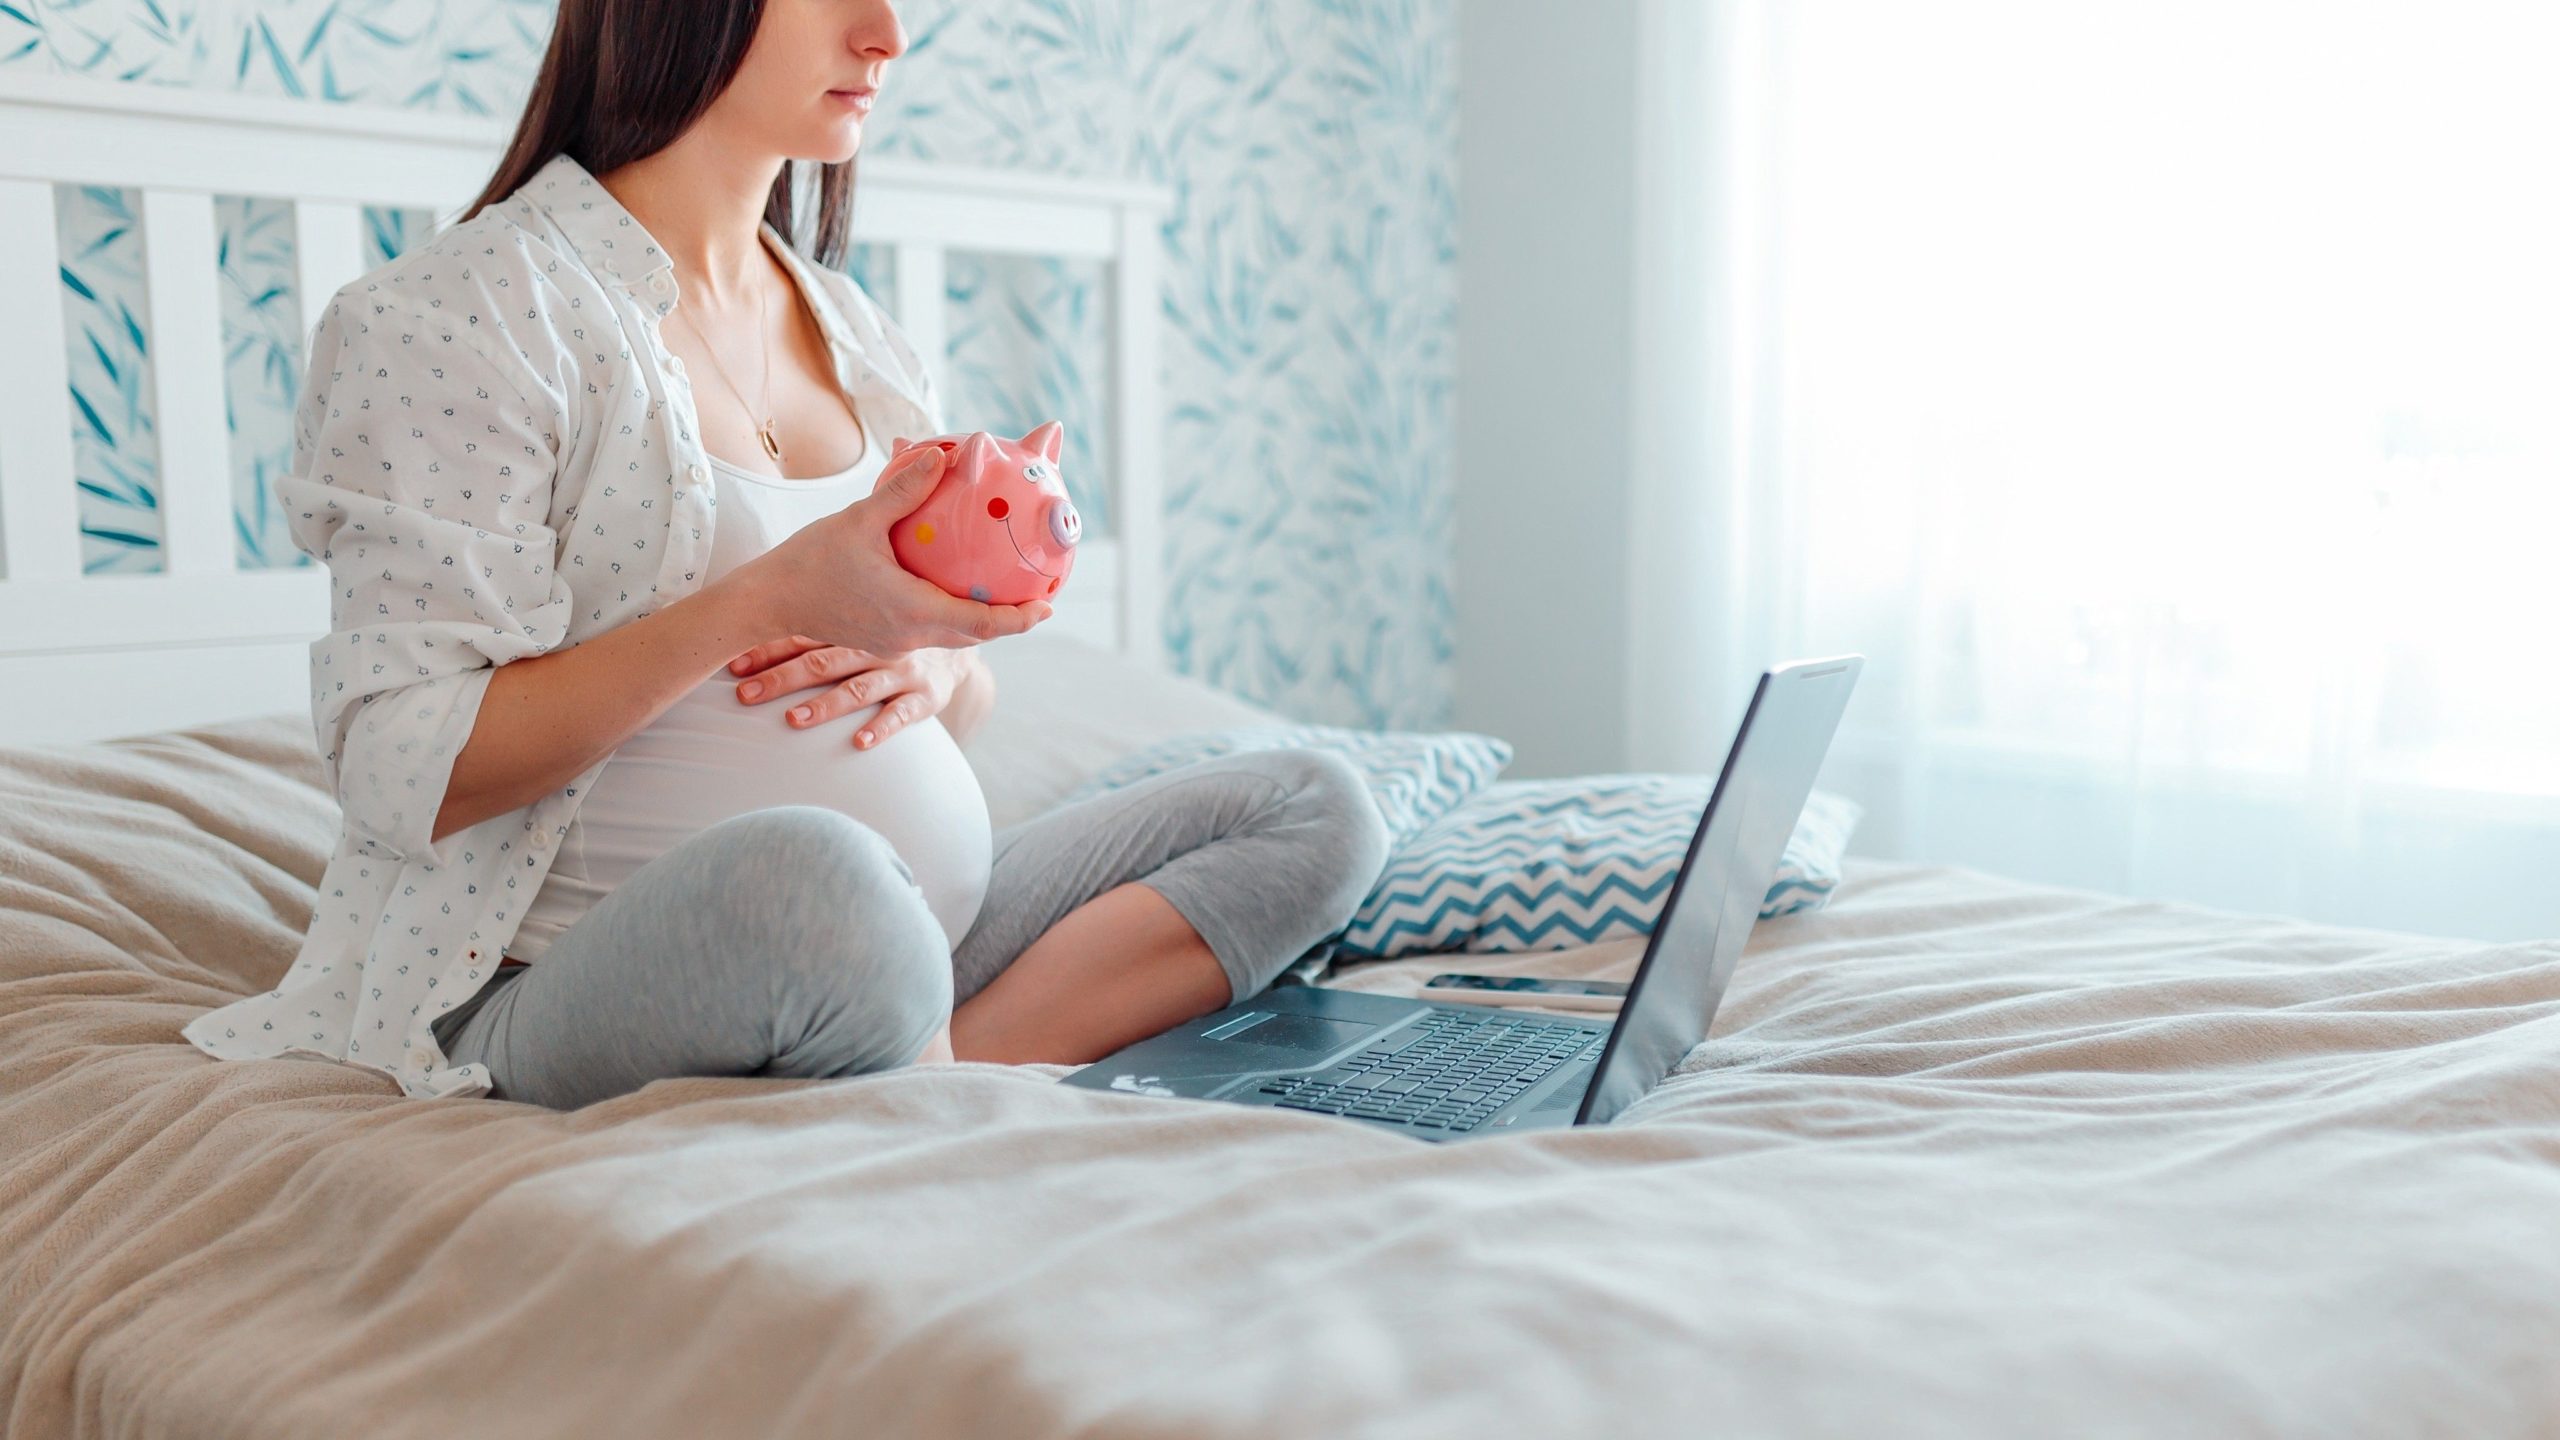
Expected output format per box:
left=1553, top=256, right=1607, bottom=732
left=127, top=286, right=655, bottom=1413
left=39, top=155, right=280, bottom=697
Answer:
left=592, top=130, right=785, bottom=310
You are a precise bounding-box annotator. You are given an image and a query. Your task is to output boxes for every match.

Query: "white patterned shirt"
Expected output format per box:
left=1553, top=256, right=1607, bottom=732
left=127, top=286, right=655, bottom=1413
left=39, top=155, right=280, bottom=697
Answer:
left=181, top=152, right=944, bottom=1099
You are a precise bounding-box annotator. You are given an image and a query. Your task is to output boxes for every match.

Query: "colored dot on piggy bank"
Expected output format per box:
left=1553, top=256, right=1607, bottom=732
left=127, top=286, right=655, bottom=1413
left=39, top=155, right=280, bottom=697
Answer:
left=885, top=422, right=1080, bottom=606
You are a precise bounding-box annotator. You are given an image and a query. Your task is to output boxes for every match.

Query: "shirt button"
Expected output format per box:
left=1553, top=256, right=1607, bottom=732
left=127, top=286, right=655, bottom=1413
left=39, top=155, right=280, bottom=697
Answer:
left=649, top=271, right=673, bottom=294
left=667, top=356, right=687, bottom=376
left=688, top=464, right=707, bottom=483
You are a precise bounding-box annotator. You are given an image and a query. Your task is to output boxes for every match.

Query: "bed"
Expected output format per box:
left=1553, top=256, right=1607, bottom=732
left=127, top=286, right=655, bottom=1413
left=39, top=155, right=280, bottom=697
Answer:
left=7, top=76, right=2560, bottom=1440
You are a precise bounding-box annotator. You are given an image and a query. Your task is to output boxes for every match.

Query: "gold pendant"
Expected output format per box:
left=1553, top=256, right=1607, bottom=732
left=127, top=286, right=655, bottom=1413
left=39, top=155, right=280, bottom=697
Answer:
left=758, top=420, right=783, bottom=462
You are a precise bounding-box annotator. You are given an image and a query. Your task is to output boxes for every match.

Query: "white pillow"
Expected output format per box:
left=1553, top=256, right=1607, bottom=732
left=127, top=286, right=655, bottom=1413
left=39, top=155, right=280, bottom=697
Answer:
left=960, top=631, right=1286, bottom=830
left=1333, top=777, right=1864, bottom=959
left=1055, top=724, right=1513, bottom=849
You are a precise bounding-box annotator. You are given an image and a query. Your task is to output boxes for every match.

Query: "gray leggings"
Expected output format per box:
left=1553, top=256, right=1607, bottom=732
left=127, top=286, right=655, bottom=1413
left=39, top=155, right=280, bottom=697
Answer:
left=428, top=748, right=1392, bottom=1109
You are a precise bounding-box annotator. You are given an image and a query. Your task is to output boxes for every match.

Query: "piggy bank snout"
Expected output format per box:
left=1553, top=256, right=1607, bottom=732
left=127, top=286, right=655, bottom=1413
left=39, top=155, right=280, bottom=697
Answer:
left=1046, top=496, right=1083, bottom=549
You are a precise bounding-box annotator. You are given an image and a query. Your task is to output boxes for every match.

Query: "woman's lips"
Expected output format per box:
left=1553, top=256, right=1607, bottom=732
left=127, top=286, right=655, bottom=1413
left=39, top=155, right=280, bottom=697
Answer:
left=828, top=88, right=876, bottom=114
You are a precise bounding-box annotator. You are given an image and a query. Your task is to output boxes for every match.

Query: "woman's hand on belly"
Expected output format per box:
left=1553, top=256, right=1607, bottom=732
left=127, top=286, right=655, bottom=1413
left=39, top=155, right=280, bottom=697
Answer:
left=726, top=636, right=980, bottom=751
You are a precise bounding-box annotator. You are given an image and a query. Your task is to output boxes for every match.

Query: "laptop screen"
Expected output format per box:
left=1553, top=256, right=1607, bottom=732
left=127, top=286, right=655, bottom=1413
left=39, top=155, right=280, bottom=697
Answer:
left=1576, top=657, right=1862, bottom=1126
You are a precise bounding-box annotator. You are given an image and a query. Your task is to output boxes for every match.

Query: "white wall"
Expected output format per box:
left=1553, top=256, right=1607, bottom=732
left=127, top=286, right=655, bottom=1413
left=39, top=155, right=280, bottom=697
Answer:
left=1454, top=0, right=1643, bottom=777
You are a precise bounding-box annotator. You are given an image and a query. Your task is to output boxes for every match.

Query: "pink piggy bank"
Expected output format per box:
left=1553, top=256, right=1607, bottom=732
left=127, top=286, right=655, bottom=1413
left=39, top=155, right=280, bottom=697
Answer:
left=885, top=422, right=1082, bottom=606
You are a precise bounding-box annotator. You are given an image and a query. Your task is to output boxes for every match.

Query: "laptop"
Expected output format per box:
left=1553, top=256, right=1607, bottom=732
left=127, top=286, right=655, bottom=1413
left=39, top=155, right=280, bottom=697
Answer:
left=1060, top=655, right=1864, bottom=1141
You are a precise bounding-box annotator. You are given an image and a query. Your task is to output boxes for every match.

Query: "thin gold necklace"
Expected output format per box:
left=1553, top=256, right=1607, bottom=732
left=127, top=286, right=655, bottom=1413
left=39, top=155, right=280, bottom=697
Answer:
left=675, top=277, right=784, bottom=463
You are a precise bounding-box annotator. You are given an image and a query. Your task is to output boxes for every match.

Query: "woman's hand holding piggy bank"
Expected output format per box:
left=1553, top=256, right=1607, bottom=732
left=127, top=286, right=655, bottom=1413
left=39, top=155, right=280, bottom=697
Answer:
left=885, top=421, right=1082, bottom=606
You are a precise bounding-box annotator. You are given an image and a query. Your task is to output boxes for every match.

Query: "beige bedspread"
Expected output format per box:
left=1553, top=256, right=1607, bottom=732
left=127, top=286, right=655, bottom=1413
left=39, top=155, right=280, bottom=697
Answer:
left=5, top=715, right=2558, bottom=1438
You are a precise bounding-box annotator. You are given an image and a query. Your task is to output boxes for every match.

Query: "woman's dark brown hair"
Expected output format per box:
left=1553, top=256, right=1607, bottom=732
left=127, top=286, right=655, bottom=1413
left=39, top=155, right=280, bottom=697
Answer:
left=462, top=0, right=857, bottom=268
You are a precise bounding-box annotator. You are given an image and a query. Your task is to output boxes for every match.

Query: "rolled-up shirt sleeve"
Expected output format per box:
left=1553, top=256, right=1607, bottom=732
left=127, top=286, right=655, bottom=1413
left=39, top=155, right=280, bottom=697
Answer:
left=282, top=284, right=573, bottom=868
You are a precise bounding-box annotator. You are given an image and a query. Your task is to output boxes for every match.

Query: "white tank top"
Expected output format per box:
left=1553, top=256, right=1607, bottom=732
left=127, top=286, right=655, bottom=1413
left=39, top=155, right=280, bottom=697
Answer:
left=508, top=435, right=994, bottom=962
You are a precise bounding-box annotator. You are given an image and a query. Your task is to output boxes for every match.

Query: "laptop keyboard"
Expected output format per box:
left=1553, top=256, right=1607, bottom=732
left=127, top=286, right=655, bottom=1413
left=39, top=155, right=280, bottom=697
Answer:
left=1255, top=1008, right=1604, bottom=1133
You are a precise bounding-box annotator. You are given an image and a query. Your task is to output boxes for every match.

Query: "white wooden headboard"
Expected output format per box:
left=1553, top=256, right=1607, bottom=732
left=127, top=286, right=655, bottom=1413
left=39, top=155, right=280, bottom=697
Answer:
left=0, top=73, right=1169, bottom=746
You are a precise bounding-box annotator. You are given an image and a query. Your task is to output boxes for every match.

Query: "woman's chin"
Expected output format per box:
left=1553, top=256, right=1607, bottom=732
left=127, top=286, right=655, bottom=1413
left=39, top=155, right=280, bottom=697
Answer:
left=795, top=119, right=864, bottom=165
left=798, top=144, right=861, bottom=168
left=769, top=138, right=862, bottom=169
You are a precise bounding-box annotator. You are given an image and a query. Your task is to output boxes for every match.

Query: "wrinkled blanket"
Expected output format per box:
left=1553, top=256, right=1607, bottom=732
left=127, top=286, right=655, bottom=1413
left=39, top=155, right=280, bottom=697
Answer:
left=4, top=715, right=2557, bottom=1438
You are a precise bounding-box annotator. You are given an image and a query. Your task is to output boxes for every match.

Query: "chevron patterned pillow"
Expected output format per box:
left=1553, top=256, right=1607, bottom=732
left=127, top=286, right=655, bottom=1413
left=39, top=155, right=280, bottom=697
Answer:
left=1057, top=724, right=1515, bottom=849
left=1332, top=777, right=1864, bottom=959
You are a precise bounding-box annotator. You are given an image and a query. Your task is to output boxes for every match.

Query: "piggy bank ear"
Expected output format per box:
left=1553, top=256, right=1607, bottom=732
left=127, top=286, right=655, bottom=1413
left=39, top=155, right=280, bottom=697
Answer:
left=891, top=435, right=911, bottom=453
left=1022, top=420, right=1065, bottom=464
left=956, top=431, right=1000, bottom=473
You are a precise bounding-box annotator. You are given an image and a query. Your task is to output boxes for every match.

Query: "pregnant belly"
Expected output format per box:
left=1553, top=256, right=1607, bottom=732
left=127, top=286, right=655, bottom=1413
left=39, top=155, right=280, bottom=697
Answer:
left=545, top=673, right=994, bottom=947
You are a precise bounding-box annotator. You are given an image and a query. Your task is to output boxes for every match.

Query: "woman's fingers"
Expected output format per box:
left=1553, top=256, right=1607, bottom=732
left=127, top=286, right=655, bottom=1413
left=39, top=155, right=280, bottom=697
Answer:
left=858, top=534, right=1056, bottom=647
left=862, top=445, right=948, bottom=521
left=797, top=666, right=902, bottom=729
left=727, top=634, right=824, bottom=676
left=917, top=588, right=1052, bottom=645
left=855, top=692, right=926, bottom=750
left=734, top=643, right=874, bottom=704
left=784, top=672, right=912, bottom=737
left=781, top=678, right=877, bottom=729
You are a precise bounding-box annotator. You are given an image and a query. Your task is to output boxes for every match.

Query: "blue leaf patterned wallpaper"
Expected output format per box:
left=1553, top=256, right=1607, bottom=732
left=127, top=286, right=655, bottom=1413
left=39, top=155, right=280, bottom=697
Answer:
left=0, top=0, right=1456, bottom=729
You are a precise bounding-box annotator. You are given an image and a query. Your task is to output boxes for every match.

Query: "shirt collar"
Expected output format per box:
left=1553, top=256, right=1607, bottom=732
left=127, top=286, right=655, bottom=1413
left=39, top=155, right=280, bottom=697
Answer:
left=521, top=151, right=938, bottom=433
left=755, top=214, right=941, bottom=434
left=524, top=152, right=678, bottom=312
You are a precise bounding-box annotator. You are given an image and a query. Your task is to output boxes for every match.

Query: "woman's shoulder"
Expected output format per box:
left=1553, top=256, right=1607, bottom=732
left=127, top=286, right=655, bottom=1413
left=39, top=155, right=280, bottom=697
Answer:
left=312, top=205, right=609, bottom=402
left=330, top=203, right=587, bottom=311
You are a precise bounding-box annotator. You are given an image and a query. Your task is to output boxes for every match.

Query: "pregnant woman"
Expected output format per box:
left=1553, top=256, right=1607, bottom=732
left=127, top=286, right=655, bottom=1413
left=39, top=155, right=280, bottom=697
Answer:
left=181, top=0, right=1391, bottom=1108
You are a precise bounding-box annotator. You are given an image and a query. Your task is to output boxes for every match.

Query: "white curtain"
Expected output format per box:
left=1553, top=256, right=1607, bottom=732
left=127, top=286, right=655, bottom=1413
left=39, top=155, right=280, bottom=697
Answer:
left=1629, top=0, right=2560, bottom=941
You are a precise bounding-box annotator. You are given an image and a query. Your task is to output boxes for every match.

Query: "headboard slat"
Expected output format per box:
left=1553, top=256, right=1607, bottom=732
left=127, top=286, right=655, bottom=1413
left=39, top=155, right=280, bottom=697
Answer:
left=0, top=179, right=80, bottom=584
left=138, top=188, right=235, bottom=579
left=6, top=570, right=329, bottom=656
left=891, top=242, right=949, bottom=411
left=860, top=189, right=1118, bottom=259
left=291, top=200, right=370, bottom=360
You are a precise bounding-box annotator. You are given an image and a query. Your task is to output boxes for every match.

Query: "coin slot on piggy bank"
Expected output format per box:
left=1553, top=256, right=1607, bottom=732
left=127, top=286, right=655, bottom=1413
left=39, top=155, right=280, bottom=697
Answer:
left=886, top=421, right=1080, bottom=606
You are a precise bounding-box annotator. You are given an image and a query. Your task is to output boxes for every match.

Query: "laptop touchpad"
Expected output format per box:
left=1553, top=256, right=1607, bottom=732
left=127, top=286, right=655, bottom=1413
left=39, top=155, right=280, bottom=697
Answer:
left=1201, top=1011, right=1379, bottom=1053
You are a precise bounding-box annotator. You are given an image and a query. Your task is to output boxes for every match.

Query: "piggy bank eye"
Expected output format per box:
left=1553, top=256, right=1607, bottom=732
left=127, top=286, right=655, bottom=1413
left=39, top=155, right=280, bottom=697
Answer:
left=1048, top=497, right=1082, bottom=548
left=1023, top=462, right=1050, bottom=482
